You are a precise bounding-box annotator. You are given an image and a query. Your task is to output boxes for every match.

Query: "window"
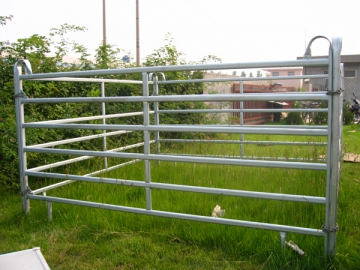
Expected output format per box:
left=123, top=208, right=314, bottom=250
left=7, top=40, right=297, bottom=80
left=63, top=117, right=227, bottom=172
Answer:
left=272, top=72, right=279, bottom=76
left=344, top=70, right=356, bottom=78
left=288, top=71, right=295, bottom=76
left=324, top=70, right=328, bottom=74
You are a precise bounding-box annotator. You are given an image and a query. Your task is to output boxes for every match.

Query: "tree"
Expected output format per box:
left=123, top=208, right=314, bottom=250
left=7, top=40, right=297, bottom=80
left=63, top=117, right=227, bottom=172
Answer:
left=0, top=15, right=13, bottom=26
left=0, top=22, right=219, bottom=189
left=249, top=72, right=254, bottom=77
left=240, top=71, right=246, bottom=77
left=143, top=34, right=218, bottom=138
left=0, top=21, right=98, bottom=189
left=256, top=70, right=262, bottom=77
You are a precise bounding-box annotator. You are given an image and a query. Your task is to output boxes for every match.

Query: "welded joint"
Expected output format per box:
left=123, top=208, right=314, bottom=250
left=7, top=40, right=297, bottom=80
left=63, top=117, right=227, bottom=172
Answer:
left=20, top=186, right=33, bottom=196
left=13, top=91, right=28, bottom=99
left=322, top=223, right=339, bottom=233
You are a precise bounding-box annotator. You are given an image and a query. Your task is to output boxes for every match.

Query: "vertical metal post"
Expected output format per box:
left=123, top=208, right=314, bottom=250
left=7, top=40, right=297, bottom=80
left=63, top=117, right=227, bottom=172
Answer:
left=43, top=192, right=52, bottom=222
left=136, top=0, right=140, bottom=66
left=239, top=81, right=245, bottom=157
left=324, top=37, right=342, bottom=257
left=280, top=232, right=286, bottom=251
left=142, top=72, right=152, bottom=210
left=153, top=76, right=160, bottom=154
left=14, top=60, right=32, bottom=214
left=101, top=82, right=107, bottom=169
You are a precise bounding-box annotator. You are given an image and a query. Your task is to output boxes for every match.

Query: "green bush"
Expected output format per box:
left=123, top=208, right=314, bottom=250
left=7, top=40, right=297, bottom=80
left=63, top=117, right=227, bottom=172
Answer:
left=0, top=24, right=216, bottom=189
left=343, top=101, right=354, bottom=125
left=285, top=102, right=303, bottom=125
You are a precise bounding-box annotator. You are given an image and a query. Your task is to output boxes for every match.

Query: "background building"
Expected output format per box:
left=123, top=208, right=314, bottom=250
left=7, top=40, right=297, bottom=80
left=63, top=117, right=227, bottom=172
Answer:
left=262, top=67, right=303, bottom=89
left=298, top=55, right=360, bottom=102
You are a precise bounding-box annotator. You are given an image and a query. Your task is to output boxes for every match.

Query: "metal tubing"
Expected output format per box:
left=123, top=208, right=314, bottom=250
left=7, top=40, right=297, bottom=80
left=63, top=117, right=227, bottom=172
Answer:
left=34, top=112, right=147, bottom=124
left=26, top=194, right=325, bottom=237
left=28, top=130, right=132, bottom=148
left=159, top=153, right=325, bottom=162
left=14, top=49, right=342, bottom=257
left=157, top=74, right=328, bottom=85
left=14, top=60, right=31, bottom=214
left=21, top=93, right=329, bottom=104
left=27, top=141, right=151, bottom=172
left=101, top=82, right=108, bottom=169
left=19, top=59, right=329, bottom=80
left=142, top=72, right=152, bottom=210
left=280, top=232, right=287, bottom=251
left=23, top=147, right=327, bottom=171
left=159, top=139, right=327, bottom=146
left=324, top=37, right=342, bottom=257
left=22, top=123, right=328, bottom=136
left=151, top=74, right=160, bottom=154
left=29, top=77, right=147, bottom=84
left=239, top=81, right=245, bottom=157
left=158, top=108, right=328, bottom=113
left=28, top=74, right=325, bottom=86
left=26, top=171, right=326, bottom=204
left=30, top=159, right=142, bottom=195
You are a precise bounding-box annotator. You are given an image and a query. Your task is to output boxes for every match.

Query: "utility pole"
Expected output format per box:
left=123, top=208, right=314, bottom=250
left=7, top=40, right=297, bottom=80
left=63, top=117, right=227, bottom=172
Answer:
left=103, top=0, right=106, bottom=46
left=136, top=0, right=140, bottom=66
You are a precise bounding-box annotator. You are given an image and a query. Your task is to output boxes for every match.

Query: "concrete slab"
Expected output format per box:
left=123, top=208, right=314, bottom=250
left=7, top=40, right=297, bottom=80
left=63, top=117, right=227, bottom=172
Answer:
left=319, top=153, right=360, bottom=163
left=0, top=247, right=50, bottom=270
left=343, top=153, right=360, bottom=162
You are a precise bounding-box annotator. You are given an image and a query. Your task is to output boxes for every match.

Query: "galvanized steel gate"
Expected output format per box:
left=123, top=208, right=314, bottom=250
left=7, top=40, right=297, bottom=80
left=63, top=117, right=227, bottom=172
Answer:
left=14, top=37, right=343, bottom=256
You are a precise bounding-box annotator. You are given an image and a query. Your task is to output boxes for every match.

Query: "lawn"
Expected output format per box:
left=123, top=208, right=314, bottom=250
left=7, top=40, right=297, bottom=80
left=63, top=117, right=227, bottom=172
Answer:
left=1, top=124, right=359, bottom=269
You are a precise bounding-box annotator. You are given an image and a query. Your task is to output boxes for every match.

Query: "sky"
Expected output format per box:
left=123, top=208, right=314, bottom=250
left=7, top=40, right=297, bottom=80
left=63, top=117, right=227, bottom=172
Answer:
left=2, top=0, right=360, bottom=69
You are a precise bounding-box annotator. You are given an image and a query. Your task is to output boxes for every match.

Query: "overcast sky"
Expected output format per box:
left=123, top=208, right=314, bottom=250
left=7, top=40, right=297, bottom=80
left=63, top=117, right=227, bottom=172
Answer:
left=2, top=0, right=360, bottom=66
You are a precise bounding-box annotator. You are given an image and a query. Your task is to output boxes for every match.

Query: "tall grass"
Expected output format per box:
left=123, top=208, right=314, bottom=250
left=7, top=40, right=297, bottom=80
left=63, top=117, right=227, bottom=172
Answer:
left=1, top=127, right=359, bottom=269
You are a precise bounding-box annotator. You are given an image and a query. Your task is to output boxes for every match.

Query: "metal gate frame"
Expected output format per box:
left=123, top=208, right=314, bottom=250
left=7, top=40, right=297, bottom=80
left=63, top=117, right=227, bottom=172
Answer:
left=14, top=36, right=343, bottom=257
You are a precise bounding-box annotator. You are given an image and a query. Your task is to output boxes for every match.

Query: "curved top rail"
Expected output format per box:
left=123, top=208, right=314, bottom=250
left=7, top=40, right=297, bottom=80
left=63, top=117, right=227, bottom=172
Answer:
left=18, top=59, right=329, bottom=80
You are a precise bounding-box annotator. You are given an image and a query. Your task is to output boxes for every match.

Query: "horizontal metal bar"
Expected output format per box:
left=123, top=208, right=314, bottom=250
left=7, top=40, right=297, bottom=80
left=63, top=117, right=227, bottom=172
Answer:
left=26, top=171, right=326, bottom=204
left=28, top=75, right=327, bottom=85
left=159, top=108, right=328, bottom=113
left=159, top=139, right=327, bottom=146
left=24, top=147, right=327, bottom=170
left=160, top=153, right=326, bottom=162
left=21, top=93, right=329, bottom=104
left=26, top=194, right=325, bottom=236
left=35, top=112, right=148, bottom=124
left=28, top=130, right=132, bottom=148
left=19, top=59, right=329, bottom=80
left=245, top=124, right=327, bottom=129
left=28, top=77, right=148, bottom=84
left=158, top=74, right=328, bottom=85
left=30, top=159, right=142, bottom=194
left=27, top=155, right=94, bottom=172
left=108, top=140, right=154, bottom=153
left=27, top=141, right=149, bottom=172
left=22, top=123, right=328, bottom=136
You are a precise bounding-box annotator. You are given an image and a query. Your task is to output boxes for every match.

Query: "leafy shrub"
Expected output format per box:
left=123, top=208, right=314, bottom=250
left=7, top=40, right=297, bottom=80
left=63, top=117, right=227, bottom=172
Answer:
left=0, top=24, right=214, bottom=189
left=343, top=101, right=355, bottom=125
left=313, top=101, right=328, bottom=125
left=285, top=101, right=303, bottom=125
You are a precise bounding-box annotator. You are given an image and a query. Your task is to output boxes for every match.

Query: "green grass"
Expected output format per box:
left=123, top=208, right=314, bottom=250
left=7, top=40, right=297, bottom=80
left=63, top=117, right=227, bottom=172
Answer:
left=1, top=125, right=360, bottom=269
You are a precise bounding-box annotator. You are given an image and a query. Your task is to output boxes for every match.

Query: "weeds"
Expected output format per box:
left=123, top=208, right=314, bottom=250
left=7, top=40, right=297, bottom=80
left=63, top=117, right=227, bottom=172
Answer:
left=1, top=126, right=360, bottom=269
